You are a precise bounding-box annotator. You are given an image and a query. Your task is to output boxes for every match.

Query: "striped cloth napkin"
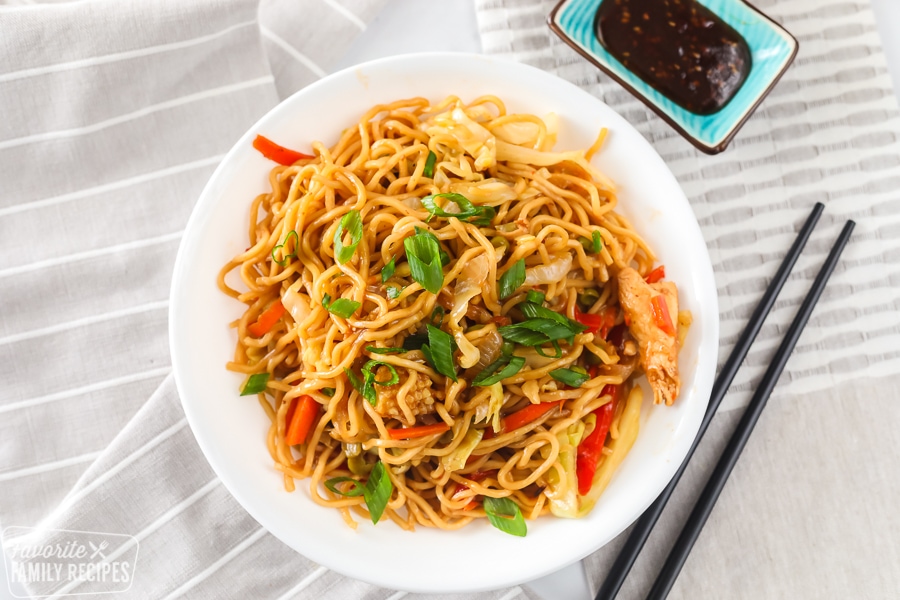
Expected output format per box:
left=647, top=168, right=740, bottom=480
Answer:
left=0, top=1, right=527, bottom=599
left=473, top=0, right=900, bottom=598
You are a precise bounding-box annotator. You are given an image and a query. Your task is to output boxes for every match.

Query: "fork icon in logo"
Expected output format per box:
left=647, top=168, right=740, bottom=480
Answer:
left=89, top=540, right=109, bottom=559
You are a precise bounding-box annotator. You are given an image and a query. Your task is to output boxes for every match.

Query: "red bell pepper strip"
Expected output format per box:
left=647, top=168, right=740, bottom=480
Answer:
left=500, top=400, right=565, bottom=433
left=387, top=423, right=450, bottom=440
left=645, top=265, right=666, bottom=284
left=574, top=307, right=604, bottom=334
left=651, top=294, right=676, bottom=336
left=248, top=300, right=285, bottom=337
left=575, top=306, right=617, bottom=338
left=575, top=385, right=619, bottom=495
left=285, top=395, right=319, bottom=445
left=253, top=135, right=313, bottom=165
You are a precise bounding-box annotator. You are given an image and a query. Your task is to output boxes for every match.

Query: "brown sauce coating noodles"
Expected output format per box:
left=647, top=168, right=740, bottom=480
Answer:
left=218, top=95, right=676, bottom=532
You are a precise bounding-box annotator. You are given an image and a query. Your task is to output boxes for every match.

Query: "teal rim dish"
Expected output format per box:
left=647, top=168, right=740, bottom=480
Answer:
left=549, top=0, right=799, bottom=154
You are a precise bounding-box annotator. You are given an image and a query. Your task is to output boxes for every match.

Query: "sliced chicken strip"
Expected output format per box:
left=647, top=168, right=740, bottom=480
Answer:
left=617, top=267, right=681, bottom=405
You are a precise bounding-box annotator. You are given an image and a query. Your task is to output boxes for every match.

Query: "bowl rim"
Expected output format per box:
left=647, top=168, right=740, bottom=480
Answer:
left=169, top=51, right=720, bottom=593
left=548, top=0, right=800, bottom=154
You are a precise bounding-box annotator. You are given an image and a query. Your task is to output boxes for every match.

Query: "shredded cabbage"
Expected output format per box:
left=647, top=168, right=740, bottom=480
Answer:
left=425, top=107, right=496, bottom=170
left=450, top=254, right=489, bottom=368
left=524, top=253, right=573, bottom=286
left=281, top=279, right=311, bottom=323
left=546, top=420, right=586, bottom=518
left=441, top=427, right=484, bottom=472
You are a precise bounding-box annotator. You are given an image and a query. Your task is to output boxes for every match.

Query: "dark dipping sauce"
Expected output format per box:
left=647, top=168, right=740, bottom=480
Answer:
left=595, top=0, right=752, bottom=115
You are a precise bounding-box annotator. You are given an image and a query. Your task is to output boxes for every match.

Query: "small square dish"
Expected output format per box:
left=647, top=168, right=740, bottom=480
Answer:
left=549, top=0, right=799, bottom=154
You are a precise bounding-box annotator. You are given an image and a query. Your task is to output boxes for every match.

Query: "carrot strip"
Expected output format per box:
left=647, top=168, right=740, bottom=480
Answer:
left=285, top=395, right=319, bottom=445
left=248, top=300, right=285, bottom=337
left=387, top=423, right=450, bottom=440
left=252, top=135, right=313, bottom=165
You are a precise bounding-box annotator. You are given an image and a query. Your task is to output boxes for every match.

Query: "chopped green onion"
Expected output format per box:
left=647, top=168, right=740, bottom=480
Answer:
left=240, top=372, right=270, bottom=396
left=519, top=302, right=588, bottom=335
left=577, top=288, right=601, bottom=311
left=423, top=324, right=457, bottom=381
left=534, top=341, right=563, bottom=359
left=592, top=230, right=603, bottom=253
left=423, top=150, right=437, bottom=178
left=472, top=356, right=526, bottom=386
left=498, top=318, right=580, bottom=346
left=498, top=259, right=526, bottom=300
left=365, top=346, right=406, bottom=355
left=345, top=367, right=376, bottom=406
left=483, top=496, right=527, bottom=537
left=362, top=360, right=400, bottom=387
left=381, top=256, right=396, bottom=283
left=334, top=210, right=363, bottom=264
left=570, top=366, right=588, bottom=376
left=501, top=340, right=516, bottom=356
left=415, top=227, right=450, bottom=265
left=324, top=476, right=366, bottom=497
left=364, top=461, right=393, bottom=524
left=430, top=305, right=445, bottom=326
left=322, top=293, right=331, bottom=308
left=490, top=236, right=510, bottom=253
left=421, top=193, right=496, bottom=226
left=404, top=230, right=444, bottom=294
left=272, top=230, right=299, bottom=266
left=526, top=290, right=545, bottom=305
left=321, top=387, right=336, bottom=397
left=578, top=236, right=593, bottom=253
left=323, top=297, right=361, bottom=319
left=550, top=368, right=590, bottom=388
left=402, top=333, right=428, bottom=351
left=386, top=285, right=402, bottom=300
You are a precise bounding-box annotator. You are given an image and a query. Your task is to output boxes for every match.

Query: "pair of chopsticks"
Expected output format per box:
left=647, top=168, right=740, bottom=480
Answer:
left=596, top=202, right=855, bottom=600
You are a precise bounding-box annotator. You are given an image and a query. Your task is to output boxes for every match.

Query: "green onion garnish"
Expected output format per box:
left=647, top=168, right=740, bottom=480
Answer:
left=423, top=150, right=437, bottom=178
left=483, top=496, right=527, bottom=537
left=421, top=193, right=496, bottom=227
left=240, top=372, right=270, bottom=396
left=498, top=259, right=526, bottom=300
left=362, top=360, right=400, bottom=387
left=526, top=290, right=546, bottom=305
left=549, top=368, right=590, bottom=388
left=386, top=285, right=402, bottom=300
left=363, top=461, right=393, bottom=524
left=402, top=333, right=428, bottom=351
left=519, top=302, right=588, bottom=334
left=345, top=367, right=376, bottom=406
left=404, top=229, right=444, bottom=294
left=381, top=256, right=396, bottom=283
left=321, top=388, right=336, bottom=397
left=323, top=461, right=394, bottom=525
left=271, top=230, right=299, bottom=266
left=430, top=305, right=445, bottom=326
left=323, top=296, right=361, bottom=319
left=472, top=356, right=526, bottom=386
left=592, top=230, right=603, bottom=253
left=534, top=341, right=563, bottom=359
left=365, top=346, right=406, bottom=355
left=334, top=209, right=363, bottom=264
left=324, top=476, right=366, bottom=497
left=422, top=324, right=457, bottom=381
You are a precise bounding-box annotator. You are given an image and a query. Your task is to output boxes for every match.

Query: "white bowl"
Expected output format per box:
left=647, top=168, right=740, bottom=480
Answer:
left=169, top=52, right=719, bottom=594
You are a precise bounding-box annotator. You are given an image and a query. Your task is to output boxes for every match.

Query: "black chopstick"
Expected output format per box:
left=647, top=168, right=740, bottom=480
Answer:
left=645, top=218, right=856, bottom=600
left=595, top=201, right=825, bottom=600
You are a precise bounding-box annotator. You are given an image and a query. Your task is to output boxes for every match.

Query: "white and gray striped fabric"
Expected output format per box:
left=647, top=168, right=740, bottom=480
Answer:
left=0, top=1, right=527, bottom=599
left=2, top=0, right=899, bottom=598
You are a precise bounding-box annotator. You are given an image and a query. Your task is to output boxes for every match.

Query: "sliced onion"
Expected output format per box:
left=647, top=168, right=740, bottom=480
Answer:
left=451, top=254, right=489, bottom=323
left=470, top=328, right=503, bottom=374
left=282, top=279, right=311, bottom=323
left=491, top=120, right=542, bottom=147
left=449, top=179, right=518, bottom=205
left=524, top=253, right=573, bottom=286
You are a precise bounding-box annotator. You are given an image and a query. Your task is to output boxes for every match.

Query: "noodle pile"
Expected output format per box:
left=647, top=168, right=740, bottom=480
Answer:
left=218, top=95, right=682, bottom=533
